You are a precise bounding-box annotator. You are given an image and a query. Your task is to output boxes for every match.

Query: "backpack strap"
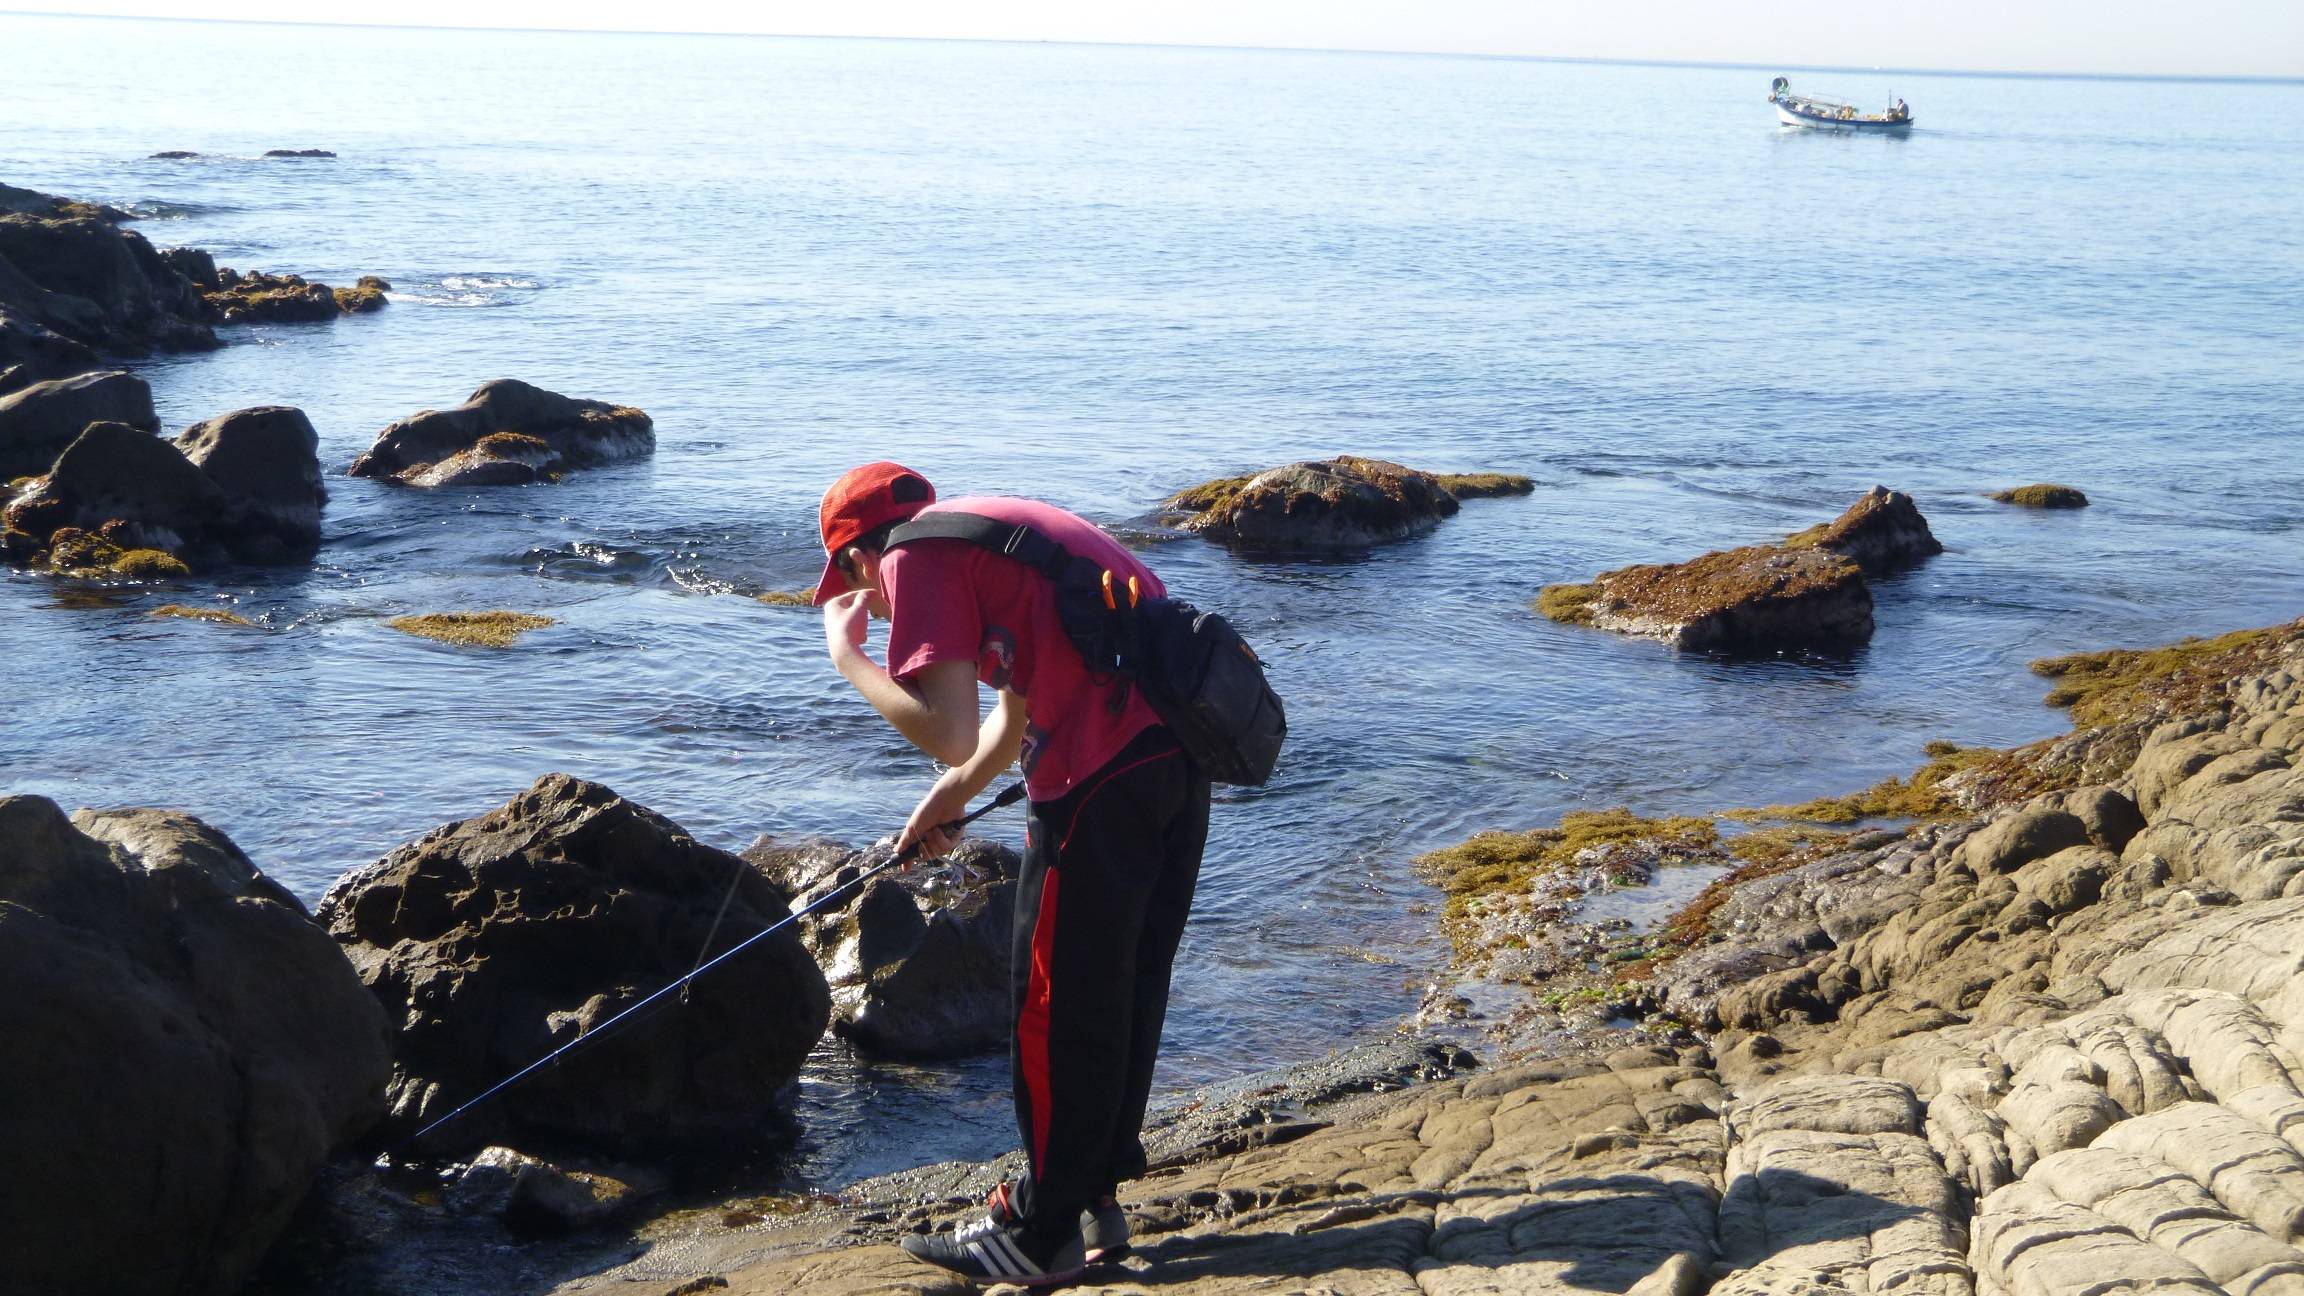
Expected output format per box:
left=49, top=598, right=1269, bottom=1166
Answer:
left=884, top=511, right=1096, bottom=586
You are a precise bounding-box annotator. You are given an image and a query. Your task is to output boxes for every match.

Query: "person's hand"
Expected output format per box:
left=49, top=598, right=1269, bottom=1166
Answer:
left=823, top=589, right=871, bottom=663
left=900, top=775, right=972, bottom=863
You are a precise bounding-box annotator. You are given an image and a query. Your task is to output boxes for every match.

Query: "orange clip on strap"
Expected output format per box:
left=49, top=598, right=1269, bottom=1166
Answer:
left=1126, top=575, right=1141, bottom=608
left=1100, top=570, right=1117, bottom=610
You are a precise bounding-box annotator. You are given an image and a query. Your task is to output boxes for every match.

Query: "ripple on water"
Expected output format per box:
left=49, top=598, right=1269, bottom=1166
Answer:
left=385, top=272, right=543, bottom=307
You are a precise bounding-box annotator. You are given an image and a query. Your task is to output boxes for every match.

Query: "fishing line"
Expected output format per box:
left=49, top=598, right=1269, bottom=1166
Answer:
left=406, top=780, right=1028, bottom=1148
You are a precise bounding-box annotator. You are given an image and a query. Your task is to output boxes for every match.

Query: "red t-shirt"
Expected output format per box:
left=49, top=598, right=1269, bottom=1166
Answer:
left=882, top=497, right=1166, bottom=800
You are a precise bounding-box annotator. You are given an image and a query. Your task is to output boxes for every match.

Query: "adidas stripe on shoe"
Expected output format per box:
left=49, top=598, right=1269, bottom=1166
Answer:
left=983, top=1180, right=1130, bottom=1266
left=900, top=1216, right=1087, bottom=1286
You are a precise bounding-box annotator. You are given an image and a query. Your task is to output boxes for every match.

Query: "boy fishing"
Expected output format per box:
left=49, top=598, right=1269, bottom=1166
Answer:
left=815, top=461, right=1212, bottom=1284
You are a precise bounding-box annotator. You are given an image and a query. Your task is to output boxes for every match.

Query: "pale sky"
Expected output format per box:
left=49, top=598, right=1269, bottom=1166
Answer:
left=10, top=0, right=2303, bottom=78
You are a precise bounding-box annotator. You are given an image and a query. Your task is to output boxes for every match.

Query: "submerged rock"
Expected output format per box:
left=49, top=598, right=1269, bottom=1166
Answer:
left=0, top=369, right=158, bottom=479
left=347, top=379, right=655, bottom=487
left=333, top=274, right=391, bottom=313
left=316, top=774, right=832, bottom=1156
left=263, top=148, right=337, bottom=158
left=1163, top=455, right=1463, bottom=549
left=1994, top=482, right=2090, bottom=509
left=744, top=835, right=1016, bottom=1058
left=0, top=796, right=390, bottom=1296
left=386, top=610, right=554, bottom=647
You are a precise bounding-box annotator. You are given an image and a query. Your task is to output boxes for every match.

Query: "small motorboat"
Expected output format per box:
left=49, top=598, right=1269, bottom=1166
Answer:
left=1769, top=76, right=1914, bottom=131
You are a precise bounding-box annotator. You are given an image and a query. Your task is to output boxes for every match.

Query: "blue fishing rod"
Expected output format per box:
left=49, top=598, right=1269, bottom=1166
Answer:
left=408, top=780, right=1029, bottom=1147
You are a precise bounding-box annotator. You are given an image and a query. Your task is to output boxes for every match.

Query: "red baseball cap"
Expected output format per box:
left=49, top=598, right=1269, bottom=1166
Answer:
left=813, top=461, right=936, bottom=605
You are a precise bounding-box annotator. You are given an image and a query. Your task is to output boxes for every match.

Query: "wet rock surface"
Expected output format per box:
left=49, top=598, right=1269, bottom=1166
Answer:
left=0, top=796, right=389, bottom=1296
left=744, top=835, right=1019, bottom=1058
left=348, top=378, right=655, bottom=486
left=1163, top=456, right=1464, bottom=549
left=316, top=774, right=832, bottom=1158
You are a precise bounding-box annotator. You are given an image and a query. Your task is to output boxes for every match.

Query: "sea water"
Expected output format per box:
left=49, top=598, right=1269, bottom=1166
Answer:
left=3, top=14, right=2300, bottom=1183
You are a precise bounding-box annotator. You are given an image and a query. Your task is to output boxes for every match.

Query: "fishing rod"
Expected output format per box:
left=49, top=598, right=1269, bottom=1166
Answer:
left=407, top=780, right=1028, bottom=1147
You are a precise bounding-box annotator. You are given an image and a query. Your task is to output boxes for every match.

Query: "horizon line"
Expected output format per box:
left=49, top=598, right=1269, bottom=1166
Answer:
left=3, top=7, right=2300, bottom=85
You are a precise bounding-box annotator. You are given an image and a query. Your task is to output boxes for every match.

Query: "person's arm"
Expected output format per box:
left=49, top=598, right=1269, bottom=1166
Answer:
left=823, top=589, right=979, bottom=765
left=900, top=688, right=1027, bottom=857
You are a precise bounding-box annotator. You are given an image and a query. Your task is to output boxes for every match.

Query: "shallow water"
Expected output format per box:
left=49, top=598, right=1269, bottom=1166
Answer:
left=3, top=15, right=2301, bottom=1184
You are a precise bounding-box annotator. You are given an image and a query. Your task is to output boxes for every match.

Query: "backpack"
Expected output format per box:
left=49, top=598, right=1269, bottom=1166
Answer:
left=884, top=511, right=1286, bottom=787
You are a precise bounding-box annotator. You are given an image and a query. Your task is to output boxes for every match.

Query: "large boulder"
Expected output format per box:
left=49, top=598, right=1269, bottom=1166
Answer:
left=0, top=795, right=391, bottom=1296
left=5, top=406, right=329, bottom=572
left=0, top=208, right=216, bottom=353
left=1163, top=455, right=1462, bottom=549
left=4, top=420, right=227, bottom=561
left=347, top=379, right=655, bottom=486
left=0, top=369, right=157, bottom=478
left=174, top=405, right=327, bottom=552
left=1539, top=543, right=1873, bottom=652
left=316, top=774, right=832, bottom=1156
left=745, top=835, right=1016, bottom=1058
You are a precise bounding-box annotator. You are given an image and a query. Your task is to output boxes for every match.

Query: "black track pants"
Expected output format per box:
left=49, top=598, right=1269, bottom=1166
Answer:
left=1007, top=726, right=1210, bottom=1242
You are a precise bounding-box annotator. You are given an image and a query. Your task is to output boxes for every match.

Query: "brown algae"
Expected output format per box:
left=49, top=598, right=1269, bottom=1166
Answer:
left=1534, top=583, right=1599, bottom=625
left=2031, top=622, right=2299, bottom=729
left=151, top=604, right=255, bottom=626
left=1992, top=484, right=2089, bottom=508
left=388, top=611, right=554, bottom=647
left=1435, top=472, right=1534, bottom=499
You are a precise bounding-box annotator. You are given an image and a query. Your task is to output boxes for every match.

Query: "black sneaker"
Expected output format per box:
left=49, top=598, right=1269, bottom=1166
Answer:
left=983, top=1180, right=1129, bottom=1265
left=900, top=1215, right=1087, bottom=1286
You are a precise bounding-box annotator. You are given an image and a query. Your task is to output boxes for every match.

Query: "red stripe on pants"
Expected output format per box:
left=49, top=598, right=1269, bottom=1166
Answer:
left=1018, top=865, right=1063, bottom=1170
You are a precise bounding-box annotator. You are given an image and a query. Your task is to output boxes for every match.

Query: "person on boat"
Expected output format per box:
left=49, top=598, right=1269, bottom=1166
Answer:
left=814, top=461, right=1212, bottom=1286
left=1890, top=98, right=1909, bottom=122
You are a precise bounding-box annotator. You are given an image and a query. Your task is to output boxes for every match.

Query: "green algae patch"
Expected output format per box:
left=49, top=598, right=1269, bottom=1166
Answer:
left=1437, top=472, right=1534, bottom=500
left=2032, top=622, right=2301, bottom=729
left=1417, top=810, right=1718, bottom=931
left=1993, top=483, right=2089, bottom=509
left=474, top=431, right=550, bottom=456
left=1163, top=474, right=1253, bottom=515
left=111, top=549, right=192, bottom=579
left=1535, top=583, right=1598, bottom=626
left=756, top=590, right=814, bottom=607
left=40, top=528, right=191, bottom=580
left=388, top=611, right=554, bottom=647
left=1727, top=743, right=2013, bottom=824
left=151, top=604, right=254, bottom=626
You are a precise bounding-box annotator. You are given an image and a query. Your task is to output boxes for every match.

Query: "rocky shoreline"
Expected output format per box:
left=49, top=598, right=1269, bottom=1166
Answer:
left=9, top=613, right=2298, bottom=1295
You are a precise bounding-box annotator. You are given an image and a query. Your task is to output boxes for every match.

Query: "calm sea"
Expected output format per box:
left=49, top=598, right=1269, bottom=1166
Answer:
left=3, top=14, right=2300, bottom=1183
